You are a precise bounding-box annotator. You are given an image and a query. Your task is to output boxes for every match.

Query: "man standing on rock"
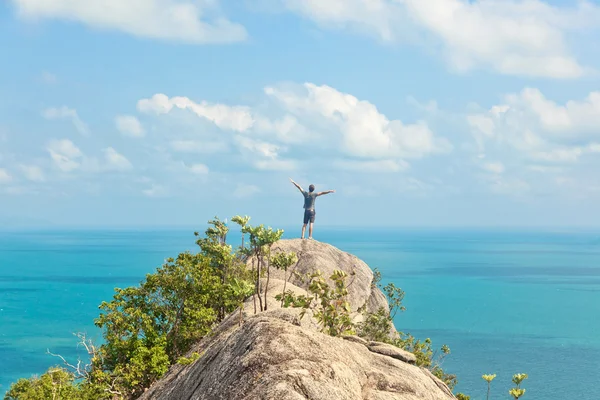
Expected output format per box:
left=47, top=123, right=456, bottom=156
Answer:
left=289, top=178, right=335, bottom=240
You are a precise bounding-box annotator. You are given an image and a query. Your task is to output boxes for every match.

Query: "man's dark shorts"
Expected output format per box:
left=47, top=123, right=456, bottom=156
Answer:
left=303, top=209, right=315, bottom=224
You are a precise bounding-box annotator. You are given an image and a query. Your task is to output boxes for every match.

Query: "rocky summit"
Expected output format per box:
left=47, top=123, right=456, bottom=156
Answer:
left=139, top=239, right=456, bottom=400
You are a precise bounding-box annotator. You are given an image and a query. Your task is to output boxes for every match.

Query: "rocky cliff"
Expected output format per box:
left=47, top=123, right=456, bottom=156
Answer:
left=139, top=239, right=456, bottom=400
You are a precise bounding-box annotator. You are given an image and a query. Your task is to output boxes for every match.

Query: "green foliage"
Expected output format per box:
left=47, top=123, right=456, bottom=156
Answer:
left=381, top=282, right=406, bottom=319
left=3, top=367, right=104, bottom=400
left=93, top=252, right=222, bottom=396
left=356, top=307, right=394, bottom=342
left=241, top=222, right=284, bottom=313
left=231, top=215, right=251, bottom=250
left=358, top=274, right=457, bottom=390
left=6, top=217, right=259, bottom=399
left=276, top=269, right=356, bottom=336
left=88, top=218, right=259, bottom=397
left=176, top=352, right=201, bottom=366
left=455, top=394, right=471, bottom=400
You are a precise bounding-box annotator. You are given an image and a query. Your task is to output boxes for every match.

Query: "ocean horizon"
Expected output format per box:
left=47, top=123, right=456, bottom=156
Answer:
left=1, top=226, right=599, bottom=399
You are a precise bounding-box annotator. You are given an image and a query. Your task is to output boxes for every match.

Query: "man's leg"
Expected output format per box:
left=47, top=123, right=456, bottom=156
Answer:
left=301, top=224, right=307, bottom=239
left=308, top=210, right=315, bottom=239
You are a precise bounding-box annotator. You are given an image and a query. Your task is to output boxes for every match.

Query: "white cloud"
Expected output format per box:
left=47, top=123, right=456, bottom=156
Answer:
left=138, top=82, right=450, bottom=173
left=47, top=139, right=83, bottom=172
left=468, top=89, right=600, bottom=167
left=265, top=83, right=452, bottom=159
left=43, top=106, right=90, bottom=136
left=189, top=163, right=209, bottom=174
left=138, top=94, right=254, bottom=132
left=115, top=115, right=145, bottom=137
left=482, top=162, right=505, bottom=174
left=333, top=159, right=409, bottom=173
left=0, top=168, right=12, bottom=184
left=170, top=140, right=228, bottom=153
left=46, top=139, right=133, bottom=173
left=233, top=136, right=296, bottom=171
left=234, top=136, right=282, bottom=158
left=103, top=147, right=133, bottom=171
left=253, top=114, right=314, bottom=144
left=503, top=88, right=600, bottom=136
left=19, top=165, right=45, bottom=182
left=280, top=0, right=599, bottom=78
left=255, top=159, right=296, bottom=171
left=11, top=0, right=247, bottom=44
left=233, top=183, right=260, bottom=198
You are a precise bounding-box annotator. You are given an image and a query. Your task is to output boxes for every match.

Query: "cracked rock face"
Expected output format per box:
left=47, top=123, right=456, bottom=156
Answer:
left=140, top=314, right=455, bottom=400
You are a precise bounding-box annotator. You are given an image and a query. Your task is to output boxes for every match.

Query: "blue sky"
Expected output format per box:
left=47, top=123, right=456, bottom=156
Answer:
left=2, top=0, right=600, bottom=229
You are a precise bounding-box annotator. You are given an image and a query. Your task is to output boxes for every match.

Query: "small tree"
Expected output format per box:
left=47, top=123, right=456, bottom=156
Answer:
left=231, top=215, right=250, bottom=251
left=277, top=269, right=356, bottom=336
left=243, top=223, right=283, bottom=313
left=270, top=251, right=298, bottom=307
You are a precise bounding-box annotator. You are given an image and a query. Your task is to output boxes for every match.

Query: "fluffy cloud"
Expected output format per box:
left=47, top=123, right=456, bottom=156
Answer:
left=20, top=165, right=45, bottom=182
left=234, top=136, right=297, bottom=171
left=43, top=106, right=90, bottom=136
left=468, top=88, right=600, bottom=166
left=47, top=139, right=84, bottom=172
left=46, top=139, right=133, bottom=173
left=115, top=115, right=145, bottom=137
left=280, top=0, right=600, bottom=78
left=138, top=94, right=254, bottom=132
left=0, top=168, right=12, bottom=184
left=103, top=147, right=133, bottom=171
left=502, top=89, right=600, bottom=137
left=137, top=82, right=450, bottom=174
left=264, top=83, right=451, bottom=160
left=189, top=163, right=209, bottom=174
left=482, top=162, right=505, bottom=174
left=11, top=0, right=247, bottom=44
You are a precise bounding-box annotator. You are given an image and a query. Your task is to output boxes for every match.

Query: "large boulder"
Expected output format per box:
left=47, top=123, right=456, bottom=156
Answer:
left=139, top=313, right=456, bottom=400
left=250, top=239, right=390, bottom=320
left=138, top=239, right=456, bottom=400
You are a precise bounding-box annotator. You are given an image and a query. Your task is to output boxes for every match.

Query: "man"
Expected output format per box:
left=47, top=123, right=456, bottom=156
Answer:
left=289, top=178, right=335, bottom=240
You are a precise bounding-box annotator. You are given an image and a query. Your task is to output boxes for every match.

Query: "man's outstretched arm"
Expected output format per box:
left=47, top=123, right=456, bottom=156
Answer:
left=290, top=178, right=304, bottom=193
left=317, top=189, right=335, bottom=196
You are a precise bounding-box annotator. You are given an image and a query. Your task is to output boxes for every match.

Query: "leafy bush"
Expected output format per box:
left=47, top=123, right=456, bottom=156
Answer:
left=6, top=217, right=258, bottom=399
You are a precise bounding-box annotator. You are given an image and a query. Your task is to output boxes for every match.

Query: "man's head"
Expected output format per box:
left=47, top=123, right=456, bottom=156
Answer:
left=309, top=184, right=315, bottom=192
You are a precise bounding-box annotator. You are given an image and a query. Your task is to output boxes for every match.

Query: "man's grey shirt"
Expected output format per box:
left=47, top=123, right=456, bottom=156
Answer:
left=303, top=191, right=317, bottom=210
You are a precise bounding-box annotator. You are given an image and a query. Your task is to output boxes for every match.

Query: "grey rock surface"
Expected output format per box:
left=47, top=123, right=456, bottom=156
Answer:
left=368, top=341, right=417, bottom=364
left=252, top=238, right=391, bottom=319
left=140, top=314, right=455, bottom=400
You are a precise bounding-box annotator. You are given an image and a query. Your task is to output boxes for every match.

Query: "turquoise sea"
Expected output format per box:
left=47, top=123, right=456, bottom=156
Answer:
left=1, top=227, right=600, bottom=399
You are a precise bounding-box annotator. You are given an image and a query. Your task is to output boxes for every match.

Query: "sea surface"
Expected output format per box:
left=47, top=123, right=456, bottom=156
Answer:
left=1, top=227, right=600, bottom=399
